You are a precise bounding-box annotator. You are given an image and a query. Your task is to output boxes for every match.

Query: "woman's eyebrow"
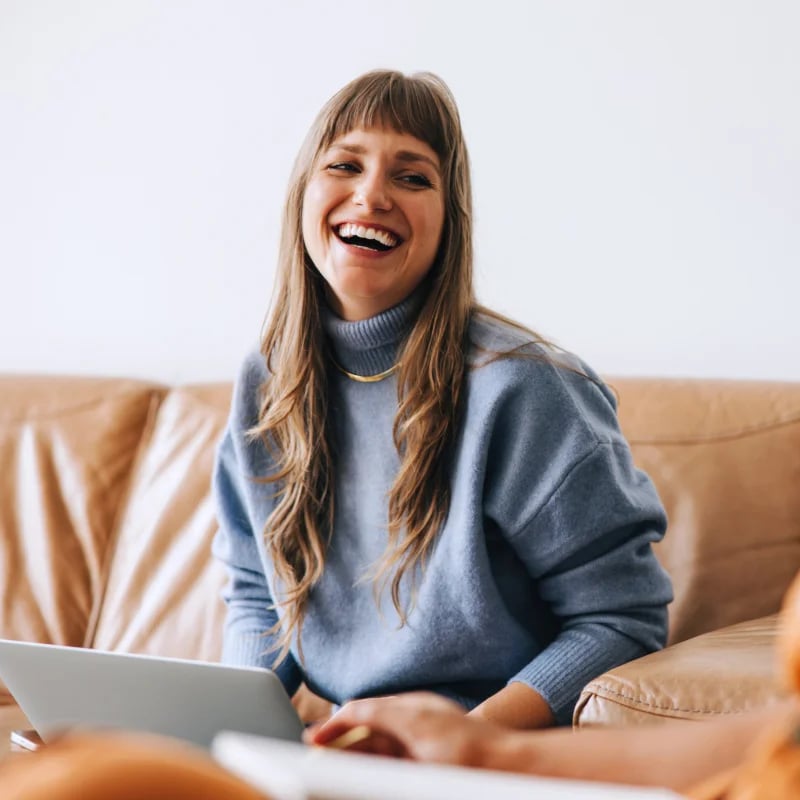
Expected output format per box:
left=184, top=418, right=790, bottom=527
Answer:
left=396, top=150, right=440, bottom=172
left=332, top=144, right=366, bottom=154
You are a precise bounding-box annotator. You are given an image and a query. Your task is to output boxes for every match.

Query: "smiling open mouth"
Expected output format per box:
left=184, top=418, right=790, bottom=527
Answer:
left=335, top=223, right=400, bottom=252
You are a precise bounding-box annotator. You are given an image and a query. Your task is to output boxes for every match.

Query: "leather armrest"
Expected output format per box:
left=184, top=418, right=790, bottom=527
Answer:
left=574, top=615, right=786, bottom=727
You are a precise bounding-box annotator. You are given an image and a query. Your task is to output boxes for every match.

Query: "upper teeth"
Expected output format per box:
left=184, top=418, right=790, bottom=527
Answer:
left=338, top=223, right=398, bottom=248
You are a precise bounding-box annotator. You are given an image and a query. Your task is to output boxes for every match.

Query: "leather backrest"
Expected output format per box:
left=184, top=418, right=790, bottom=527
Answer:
left=100, top=376, right=800, bottom=658
left=2, top=375, right=799, bottom=669
left=89, top=385, right=231, bottom=660
left=613, top=378, right=800, bottom=644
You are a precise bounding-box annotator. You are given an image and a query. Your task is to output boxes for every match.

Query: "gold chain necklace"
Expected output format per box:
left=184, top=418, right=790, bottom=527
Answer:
left=331, top=358, right=400, bottom=383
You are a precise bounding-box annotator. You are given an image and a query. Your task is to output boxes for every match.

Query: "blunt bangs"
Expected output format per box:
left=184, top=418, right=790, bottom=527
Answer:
left=317, top=71, right=457, bottom=167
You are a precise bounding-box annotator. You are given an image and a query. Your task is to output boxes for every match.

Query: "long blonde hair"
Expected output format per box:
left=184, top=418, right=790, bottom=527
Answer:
left=252, top=70, right=474, bottom=662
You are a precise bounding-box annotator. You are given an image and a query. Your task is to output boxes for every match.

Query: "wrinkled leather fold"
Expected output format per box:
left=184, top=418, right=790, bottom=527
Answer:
left=90, top=384, right=231, bottom=660
left=574, top=615, right=786, bottom=726
left=0, top=377, right=164, bottom=687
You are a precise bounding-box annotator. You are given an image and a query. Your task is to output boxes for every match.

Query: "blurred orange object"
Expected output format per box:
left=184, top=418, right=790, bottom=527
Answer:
left=779, top=570, right=800, bottom=696
left=687, top=571, right=800, bottom=799
left=0, top=731, right=269, bottom=800
left=723, top=712, right=800, bottom=800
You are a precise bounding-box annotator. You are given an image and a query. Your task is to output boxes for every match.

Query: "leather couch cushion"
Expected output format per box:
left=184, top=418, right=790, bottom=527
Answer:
left=575, top=615, right=786, bottom=726
left=0, top=377, right=163, bottom=700
left=90, top=385, right=231, bottom=660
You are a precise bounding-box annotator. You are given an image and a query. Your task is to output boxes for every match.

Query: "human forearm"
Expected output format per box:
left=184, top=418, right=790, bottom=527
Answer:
left=468, top=681, right=554, bottom=729
left=476, top=703, right=792, bottom=792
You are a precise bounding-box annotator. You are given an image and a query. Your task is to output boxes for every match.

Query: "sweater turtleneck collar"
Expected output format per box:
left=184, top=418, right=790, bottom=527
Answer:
left=321, top=286, right=426, bottom=377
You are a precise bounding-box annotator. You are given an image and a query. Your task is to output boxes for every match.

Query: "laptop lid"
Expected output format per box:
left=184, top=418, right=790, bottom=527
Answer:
left=0, top=639, right=303, bottom=748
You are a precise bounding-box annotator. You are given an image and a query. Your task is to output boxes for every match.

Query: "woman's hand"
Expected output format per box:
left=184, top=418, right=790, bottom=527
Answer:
left=303, top=692, right=516, bottom=767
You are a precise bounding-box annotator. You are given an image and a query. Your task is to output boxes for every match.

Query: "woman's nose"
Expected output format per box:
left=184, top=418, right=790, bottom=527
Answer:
left=353, top=172, right=392, bottom=212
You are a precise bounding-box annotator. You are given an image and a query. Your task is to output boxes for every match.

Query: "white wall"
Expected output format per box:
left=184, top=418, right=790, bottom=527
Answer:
left=1, top=1, right=798, bottom=383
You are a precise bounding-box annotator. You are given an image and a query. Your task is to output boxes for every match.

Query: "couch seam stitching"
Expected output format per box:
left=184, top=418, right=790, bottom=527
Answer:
left=582, top=685, right=773, bottom=715
left=626, top=414, right=800, bottom=446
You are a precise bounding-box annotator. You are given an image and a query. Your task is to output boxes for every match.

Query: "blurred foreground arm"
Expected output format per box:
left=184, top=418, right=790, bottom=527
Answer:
left=307, top=692, right=792, bottom=793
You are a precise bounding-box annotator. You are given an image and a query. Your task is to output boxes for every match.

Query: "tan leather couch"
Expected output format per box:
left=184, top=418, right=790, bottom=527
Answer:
left=575, top=379, right=800, bottom=726
left=1, top=374, right=799, bottom=744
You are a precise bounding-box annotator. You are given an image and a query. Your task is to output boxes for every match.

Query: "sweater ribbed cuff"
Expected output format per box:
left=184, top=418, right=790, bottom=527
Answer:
left=510, top=626, right=644, bottom=725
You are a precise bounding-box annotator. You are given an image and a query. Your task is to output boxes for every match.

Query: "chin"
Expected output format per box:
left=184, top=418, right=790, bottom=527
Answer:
left=338, top=280, right=391, bottom=304
left=332, top=287, right=397, bottom=320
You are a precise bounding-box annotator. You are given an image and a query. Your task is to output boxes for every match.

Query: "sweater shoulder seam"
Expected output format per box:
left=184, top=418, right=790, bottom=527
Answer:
left=506, top=440, right=625, bottom=540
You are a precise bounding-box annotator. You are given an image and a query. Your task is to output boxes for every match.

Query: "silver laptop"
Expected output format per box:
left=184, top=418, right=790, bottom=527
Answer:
left=0, top=639, right=303, bottom=748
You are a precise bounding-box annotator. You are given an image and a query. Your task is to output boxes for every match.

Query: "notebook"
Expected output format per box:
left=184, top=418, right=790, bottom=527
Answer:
left=213, top=731, right=685, bottom=800
left=0, top=638, right=303, bottom=748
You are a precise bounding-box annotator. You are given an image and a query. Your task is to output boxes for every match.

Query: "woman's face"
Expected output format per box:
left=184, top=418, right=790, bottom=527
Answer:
left=302, top=127, right=445, bottom=321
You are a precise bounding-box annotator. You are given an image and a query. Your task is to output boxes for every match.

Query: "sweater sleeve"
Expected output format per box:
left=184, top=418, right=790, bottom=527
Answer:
left=505, top=439, right=672, bottom=724
left=211, top=365, right=303, bottom=695
left=480, top=359, right=673, bottom=725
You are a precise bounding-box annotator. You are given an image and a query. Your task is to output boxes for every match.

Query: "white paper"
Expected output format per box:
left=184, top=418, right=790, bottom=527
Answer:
left=213, top=731, right=683, bottom=800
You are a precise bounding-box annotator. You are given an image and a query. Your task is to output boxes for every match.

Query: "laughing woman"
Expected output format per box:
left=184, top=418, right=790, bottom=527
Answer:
left=212, top=70, right=673, bottom=728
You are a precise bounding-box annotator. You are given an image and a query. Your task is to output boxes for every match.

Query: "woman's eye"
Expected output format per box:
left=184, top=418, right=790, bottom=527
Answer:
left=327, top=162, right=358, bottom=173
left=399, top=173, right=433, bottom=188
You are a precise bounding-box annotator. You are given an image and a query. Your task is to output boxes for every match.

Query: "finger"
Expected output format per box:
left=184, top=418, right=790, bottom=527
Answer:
left=324, top=725, right=373, bottom=750
left=306, top=721, right=406, bottom=757
left=307, top=718, right=356, bottom=745
left=311, top=698, right=385, bottom=741
left=301, top=722, right=322, bottom=744
left=344, top=730, right=407, bottom=758
left=309, top=693, right=462, bottom=746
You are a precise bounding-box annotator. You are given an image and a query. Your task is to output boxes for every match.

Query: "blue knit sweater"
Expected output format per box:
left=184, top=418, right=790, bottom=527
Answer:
left=212, top=296, right=673, bottom=724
